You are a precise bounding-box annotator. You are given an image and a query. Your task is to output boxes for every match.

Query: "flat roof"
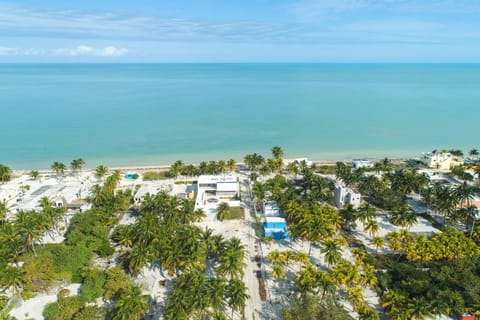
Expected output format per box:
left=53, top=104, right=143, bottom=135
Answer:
left=216, top=182, right=238, bottom=192
left=265, top=216, right=286, bottom=223
left=198, top=175, right=238, bottom=184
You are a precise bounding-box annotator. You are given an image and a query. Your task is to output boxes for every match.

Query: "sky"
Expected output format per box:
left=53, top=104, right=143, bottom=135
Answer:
left=1, top=0, right=480, bottom=62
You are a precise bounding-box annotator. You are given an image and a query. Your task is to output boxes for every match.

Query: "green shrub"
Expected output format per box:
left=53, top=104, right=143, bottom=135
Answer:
left=103, top=266, right=133, bottom=300
left=143, top=171, right=171, bottom=180
left=80, top=268, right=106, bottom=301
left=73, top=306, right=106, bottom=320
left=43, top=295, right=85, bottom=320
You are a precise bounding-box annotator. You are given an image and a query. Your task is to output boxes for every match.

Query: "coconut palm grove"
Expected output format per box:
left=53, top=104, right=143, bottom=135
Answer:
left=1, top=146, right=480, bottom=319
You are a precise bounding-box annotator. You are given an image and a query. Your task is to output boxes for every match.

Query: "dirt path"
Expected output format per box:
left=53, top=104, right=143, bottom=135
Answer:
left=240, top=178, right=264, bottom=320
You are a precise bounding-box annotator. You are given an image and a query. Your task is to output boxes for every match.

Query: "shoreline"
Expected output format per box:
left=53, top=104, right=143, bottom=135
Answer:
left=10, top=157, right=416, bottom=175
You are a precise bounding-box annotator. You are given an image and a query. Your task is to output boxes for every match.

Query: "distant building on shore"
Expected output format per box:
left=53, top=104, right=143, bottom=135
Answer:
left=352, top=159, right=374, bottom=169
left=422, top=150, right=463, bottom=170
left=334, top=184, right=361, bottom=209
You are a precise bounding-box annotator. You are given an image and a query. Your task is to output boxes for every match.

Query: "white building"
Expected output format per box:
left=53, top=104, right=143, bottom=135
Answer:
left=195, top=175, right=239, bottom=210
left=422, top=150, right=462, bottom=170
left=263, top=201, right=281, bottom=217
left=352, top=159, right=373, bottom=169
left=334, top=184, right=361, bottom=209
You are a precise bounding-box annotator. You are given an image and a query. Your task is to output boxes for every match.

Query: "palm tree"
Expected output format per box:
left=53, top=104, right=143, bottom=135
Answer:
left=111, top=285, right=149, bottom=320
left=205, top=277, right=227, bottom=316
left=112, top=225, right=133, bottom=248
left=124, top=245, right=150, bottom=275
left=405, top=296, right=433, bottom=320
left=227, top=159, right=236, bottom=172
left=360, top=265, right=378, bottom=289
left=170, top=160, right=184, bottom=179
left=70, top=158, right=85, bottom=176
left=364, top=218, right=380, bottom=237
left=267, top=250, right=285, bottom=264
left=216, top=202, right=230, bottom=221
left=469, top=148, right=479, bottom=160
left=182, top=164, right=197, bottom=178
left=243, top=153, right=265, bottom=171
left=217, top=160, right=227, bottom=175
left=225, top=279, right=249, bottom=319
left=0, top=266, right=25, bottom=293
left=217, top=237, right=246, bottom=280
left=286, top=162, right=299, bottom=178
left=271, top=264, right=286, bottom=279
left=340, top=204, right=358, bottom=231
left=51, top=161, right=66, bottom=177
left=29, top=170, right=40, bottom=180
left=370, top=236, right=385, bottom=253
left=14, top=210, right=43, bottom=254
left=294, top=263, right=319, bottom=297
left=0, top=164, right=12, bottom=183
left=321, top=239, right=343, bottom=266
left=346, top=286, right=365, bottom=310
left=0, top=200, right=7, bottom=225
left=380, top=157, right=393, bottom=173
left=207, top=160, right=219, bottom=175
left=390, top=206, right=417, bottom=229
left=454, top=181, right=475, bottom=208
left=198, top=161, right=208, bottom=175
left=351, top=248, right=367, bottom=265
left=357, top=204, right=376, bottom=226
left=95, top=165, right=109, bottom=180
left=271, top=145, right=284, bottom=160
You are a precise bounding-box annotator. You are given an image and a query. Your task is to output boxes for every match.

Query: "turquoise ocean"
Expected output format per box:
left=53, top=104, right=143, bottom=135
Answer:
left=1, top=63, right=479, bottom=170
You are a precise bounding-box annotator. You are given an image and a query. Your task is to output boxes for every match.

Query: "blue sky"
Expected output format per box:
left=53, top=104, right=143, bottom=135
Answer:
left=1, top=0, right=480, bottom=62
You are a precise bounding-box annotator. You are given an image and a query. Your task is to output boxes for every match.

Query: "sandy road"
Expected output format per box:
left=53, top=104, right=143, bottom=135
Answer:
left=240, top=178, right=264, bottom=320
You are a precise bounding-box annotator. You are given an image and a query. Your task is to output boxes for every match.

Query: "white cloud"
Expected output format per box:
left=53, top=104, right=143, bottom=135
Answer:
left=0, top=46, right=15, bottom=55
left=54, top=45, right=128, bottom=57
left=100, top=46, right=128, bottom=57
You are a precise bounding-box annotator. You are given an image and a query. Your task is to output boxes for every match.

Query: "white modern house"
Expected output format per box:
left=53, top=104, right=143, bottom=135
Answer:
left=353, top=159, right=374, bottom=169
left=263, top=201, right=281, bottom=217
left=422, top=150, right=463, bottom=170
left=334, top=184, right=361, bottom=209
left=195, top=175, right=239, bottom=210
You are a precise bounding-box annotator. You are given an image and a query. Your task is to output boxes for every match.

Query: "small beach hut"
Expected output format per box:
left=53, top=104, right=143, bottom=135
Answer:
left=263, top=217, right=289, bottom=240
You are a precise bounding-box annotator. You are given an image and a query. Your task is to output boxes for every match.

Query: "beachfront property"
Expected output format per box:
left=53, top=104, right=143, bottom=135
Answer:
left=263, top=216, right=289, bottom=240
left=195, top=175, right=239, bottom=210
left=334, top=184, right=361, bottom=209
left=352, top=159, right=374, bottom=169
left=10, top=183, right=90, bottom=213
left=422, top=150, right=463, bottom=170
left=263, top=200, right=282, bottom=217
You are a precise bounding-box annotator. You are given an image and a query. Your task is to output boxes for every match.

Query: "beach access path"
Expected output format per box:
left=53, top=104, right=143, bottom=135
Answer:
left=240, top=177, right=264, bottom=320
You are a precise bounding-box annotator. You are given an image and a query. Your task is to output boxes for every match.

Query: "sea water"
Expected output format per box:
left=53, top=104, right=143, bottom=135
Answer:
left=1, top=63, right=479, bottom=169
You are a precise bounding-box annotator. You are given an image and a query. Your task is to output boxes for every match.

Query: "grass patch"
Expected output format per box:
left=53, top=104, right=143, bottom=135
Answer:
left=174, top=180, right=197, bottom=185
left=143, top=171, right=171, bottom=180
left=223, top=207, right=245, bottom=220
left=314, top=165, right=336, bottom=175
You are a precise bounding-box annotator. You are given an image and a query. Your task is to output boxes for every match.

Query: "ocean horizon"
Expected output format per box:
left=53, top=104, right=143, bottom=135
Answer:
left=1, top=63, right=479, bottom=170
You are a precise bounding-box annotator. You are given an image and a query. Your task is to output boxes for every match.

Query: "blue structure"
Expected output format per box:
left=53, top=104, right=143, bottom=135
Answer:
left=124, top=172, right=137, bottom=179
left=263, top=217, right=289, bottom=240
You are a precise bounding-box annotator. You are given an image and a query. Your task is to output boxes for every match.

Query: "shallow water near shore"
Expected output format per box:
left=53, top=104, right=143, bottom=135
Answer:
left=1, top=63, right=479, bottom=169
